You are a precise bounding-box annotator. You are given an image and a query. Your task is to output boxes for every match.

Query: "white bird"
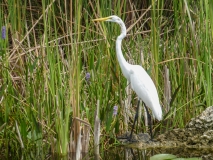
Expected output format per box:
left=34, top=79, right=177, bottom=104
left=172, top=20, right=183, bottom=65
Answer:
left=93, top=15, right=162, bottom=140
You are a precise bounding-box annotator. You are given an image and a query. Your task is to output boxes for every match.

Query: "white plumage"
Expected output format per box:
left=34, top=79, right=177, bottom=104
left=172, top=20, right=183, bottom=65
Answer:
left=129, top=65, right=162, bottom=121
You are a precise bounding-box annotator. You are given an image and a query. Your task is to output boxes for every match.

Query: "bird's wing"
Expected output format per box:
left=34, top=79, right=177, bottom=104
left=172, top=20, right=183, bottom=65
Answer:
left=129, top=65, right=160, bottom=113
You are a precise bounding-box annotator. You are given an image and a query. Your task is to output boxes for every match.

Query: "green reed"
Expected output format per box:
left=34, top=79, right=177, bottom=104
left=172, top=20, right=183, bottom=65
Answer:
left=0, top=0, right=212, bottom=159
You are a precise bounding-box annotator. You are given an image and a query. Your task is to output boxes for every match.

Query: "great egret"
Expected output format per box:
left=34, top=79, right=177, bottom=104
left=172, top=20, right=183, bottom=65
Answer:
left=93, top=15, right=162, bottom=140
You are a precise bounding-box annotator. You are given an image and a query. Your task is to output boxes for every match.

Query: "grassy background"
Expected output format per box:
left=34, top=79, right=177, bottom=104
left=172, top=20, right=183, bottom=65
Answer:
left=0, top=0, right=212, bottom=159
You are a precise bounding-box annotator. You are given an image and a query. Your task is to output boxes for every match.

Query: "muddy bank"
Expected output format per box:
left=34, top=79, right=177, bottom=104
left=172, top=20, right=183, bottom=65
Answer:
left=119, top=106, right=213, bottom=159
left=157, top=106, right=213, bottom=148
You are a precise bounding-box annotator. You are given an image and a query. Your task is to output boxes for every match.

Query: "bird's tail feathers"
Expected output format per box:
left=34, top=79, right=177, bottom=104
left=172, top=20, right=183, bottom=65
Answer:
left=153, top=105, right=162, bottom=121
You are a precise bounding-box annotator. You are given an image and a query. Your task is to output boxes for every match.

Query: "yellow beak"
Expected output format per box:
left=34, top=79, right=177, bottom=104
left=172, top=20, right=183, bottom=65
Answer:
left=93, top=16, right=111, bottom=22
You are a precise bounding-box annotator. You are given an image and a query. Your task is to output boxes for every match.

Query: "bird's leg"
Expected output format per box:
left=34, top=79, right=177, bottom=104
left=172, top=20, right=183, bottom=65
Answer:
left=144, top=104, right=153, bottom=140
left=129, top=99, right=140, bottom=141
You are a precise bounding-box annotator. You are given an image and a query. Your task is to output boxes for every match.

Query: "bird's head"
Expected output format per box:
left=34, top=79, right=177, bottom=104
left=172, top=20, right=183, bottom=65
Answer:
left=93, top=15, right=126, bottom=38
left=93, top=15, right=122, bottom=24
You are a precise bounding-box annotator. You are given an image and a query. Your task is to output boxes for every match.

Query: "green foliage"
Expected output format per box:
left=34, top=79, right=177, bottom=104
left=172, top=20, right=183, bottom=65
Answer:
left=150, top=153, right=201, bottom=160
left=150, top=153, right=177, bottom=160
left=0, top=0, right=212, bottom=159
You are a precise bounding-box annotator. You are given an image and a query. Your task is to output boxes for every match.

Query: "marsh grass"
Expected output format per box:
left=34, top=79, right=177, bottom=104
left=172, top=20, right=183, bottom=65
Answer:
left=0, top=0, right=213, bottom=158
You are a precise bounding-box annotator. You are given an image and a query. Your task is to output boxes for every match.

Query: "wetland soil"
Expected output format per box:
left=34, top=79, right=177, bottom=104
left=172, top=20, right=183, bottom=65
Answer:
left=118, top=106, right=213, bottom=159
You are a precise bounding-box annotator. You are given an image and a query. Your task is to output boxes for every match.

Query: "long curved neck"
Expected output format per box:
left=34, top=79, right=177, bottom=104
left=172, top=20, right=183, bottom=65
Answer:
left=116, top=22, right=130, bottom=81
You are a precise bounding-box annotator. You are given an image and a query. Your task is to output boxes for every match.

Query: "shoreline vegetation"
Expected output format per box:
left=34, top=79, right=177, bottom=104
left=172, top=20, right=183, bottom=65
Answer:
left=0, top=0, right=212, bottom=159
